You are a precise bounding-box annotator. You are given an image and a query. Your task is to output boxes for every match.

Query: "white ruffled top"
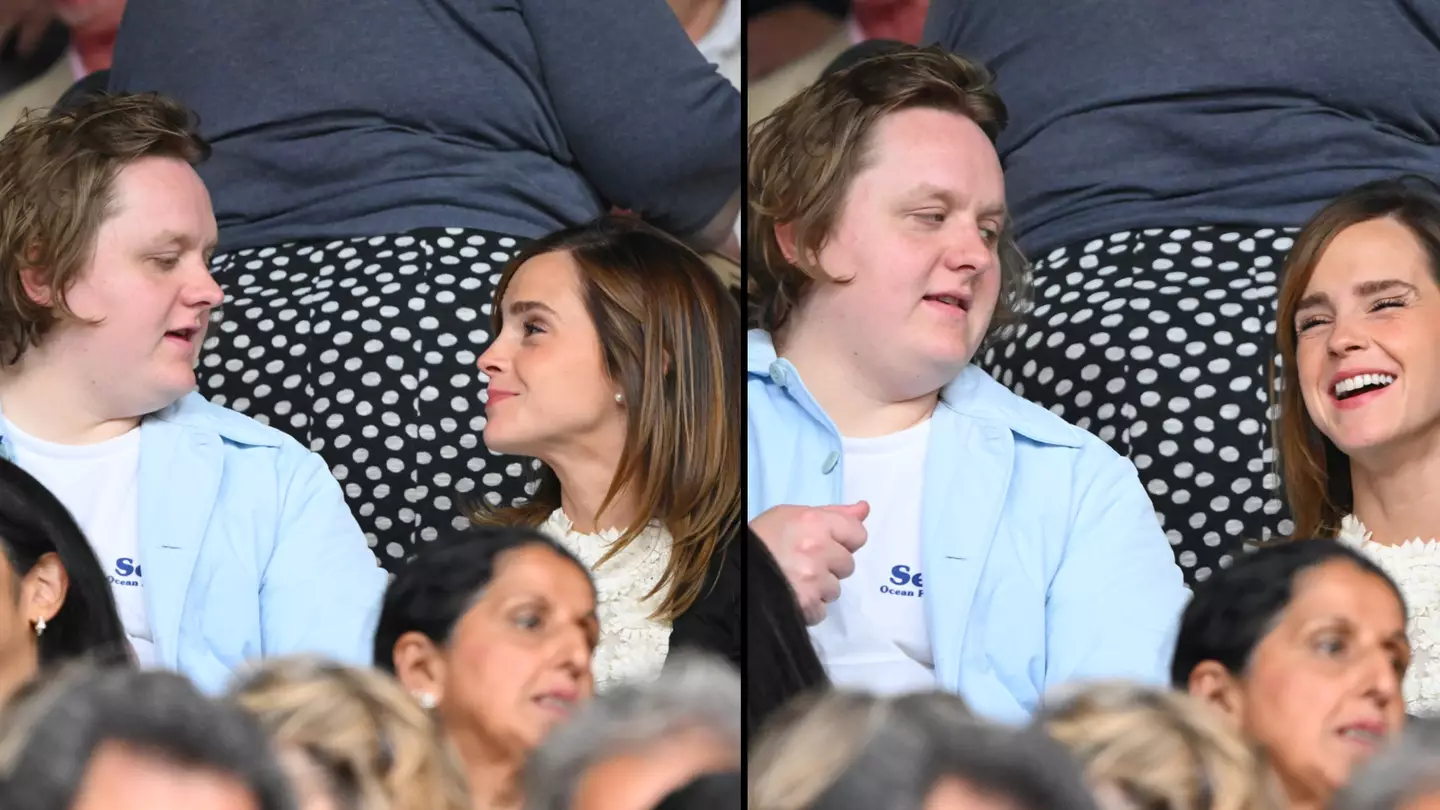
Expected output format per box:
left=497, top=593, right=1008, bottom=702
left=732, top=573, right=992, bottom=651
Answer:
left=540, top=509, right=673, bottom=692
left=1337, top=515, right=1440, bottom=716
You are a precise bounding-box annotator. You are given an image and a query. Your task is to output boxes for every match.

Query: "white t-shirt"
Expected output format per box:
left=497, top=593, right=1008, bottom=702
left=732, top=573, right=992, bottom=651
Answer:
left=808, top=418, right=936, bottom=694
left=7, top=421, right=155, bottom=666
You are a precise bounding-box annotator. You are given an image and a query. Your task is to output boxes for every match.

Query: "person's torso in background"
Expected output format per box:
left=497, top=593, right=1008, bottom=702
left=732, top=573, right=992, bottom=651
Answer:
left=107, top=0, right=735, bottom=252
left=926, top=0, right=1440, bottom=256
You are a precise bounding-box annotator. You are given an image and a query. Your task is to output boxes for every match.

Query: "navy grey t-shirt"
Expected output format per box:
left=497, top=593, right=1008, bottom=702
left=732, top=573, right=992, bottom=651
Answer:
left=108, top=0, right=740, bottom=253
left=925, top=1, right=1440, bottom=256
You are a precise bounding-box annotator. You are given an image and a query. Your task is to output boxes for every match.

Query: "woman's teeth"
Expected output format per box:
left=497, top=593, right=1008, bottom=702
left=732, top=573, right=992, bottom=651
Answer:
left=1334, top=373, right=1396, bottom=400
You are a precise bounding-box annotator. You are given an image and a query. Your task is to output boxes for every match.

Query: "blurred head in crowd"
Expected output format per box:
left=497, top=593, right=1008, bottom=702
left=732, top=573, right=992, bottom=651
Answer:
left=230, top=656, right=471, bottom=810
left=752, top=688, right=1094, bottom=810
left=1274, top=176, right=1440, bottom=538
left=1334, top=717, right=1440, bottom=810
left=1039, top=681, right=1282, bottom=810
left=525, top=653, right=741, bottom=810
left=374, top=525, right=597, bottom=807
left=653, top=770, right=742, bottom=810
left=1172, top=539, right=1409, bottom=810
left=0, top=92, right=219, bottom=429
left=474, top=216, right=741, bottom=623
left=745, top=527, right=828, bottom=739
left=0, top=666, right=291, bottom=810
left=0, top=457, right=127, bottom=701
left=749, top=44, right=1026, bottom=404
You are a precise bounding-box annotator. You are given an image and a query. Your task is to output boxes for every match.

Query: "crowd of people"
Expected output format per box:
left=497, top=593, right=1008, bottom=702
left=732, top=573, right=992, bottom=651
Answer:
left=0, top=0, right=742, bottom=807
left=746, top=1, right=1440, bottom=807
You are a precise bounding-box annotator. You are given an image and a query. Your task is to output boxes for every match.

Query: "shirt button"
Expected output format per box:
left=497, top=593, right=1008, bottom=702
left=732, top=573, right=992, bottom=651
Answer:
left=821, top=450, right=839, bottom=474
left=769, top=361, right=788, bottom=388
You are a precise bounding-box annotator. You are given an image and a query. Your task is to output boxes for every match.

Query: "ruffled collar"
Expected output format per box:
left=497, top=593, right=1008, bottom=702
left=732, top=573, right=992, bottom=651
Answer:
left=1337, top=515, right=1440, bottom=554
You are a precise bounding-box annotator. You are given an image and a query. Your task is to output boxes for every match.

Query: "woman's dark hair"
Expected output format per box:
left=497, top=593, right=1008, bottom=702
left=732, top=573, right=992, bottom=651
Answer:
left=1171, top=538, right=1405, bottom=688
left=745, top=528, right=828, bottom=739
left=0, top=666, right=294, bottom=810
left=373, top=525, right=595, bottom=672
left=0, top=458, right=128, bottom=666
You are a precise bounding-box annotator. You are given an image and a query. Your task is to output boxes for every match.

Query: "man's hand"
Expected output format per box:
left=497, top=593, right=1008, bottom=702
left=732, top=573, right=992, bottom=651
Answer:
left=751, top=501, right=869, bottom=625
left=0, top=0, right=56, bottom=58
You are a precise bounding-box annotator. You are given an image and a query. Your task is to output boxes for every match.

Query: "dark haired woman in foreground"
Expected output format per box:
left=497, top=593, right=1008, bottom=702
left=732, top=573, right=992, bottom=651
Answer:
left=472, top=217, right=741, bottom=689
left=746, top=527, right=827, bottom=738
left=1273, top=176, right=1440, bottom=715
left=0, top=457, right=127, bottom=702
left=1173, top=538, right=1409, bottom=810
left=375, top=524, right=598, bottom=810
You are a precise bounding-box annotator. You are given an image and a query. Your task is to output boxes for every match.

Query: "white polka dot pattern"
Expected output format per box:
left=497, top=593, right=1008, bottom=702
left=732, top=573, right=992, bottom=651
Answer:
left=202, top=228, right=535, bottom=570
left=981, top=226, right=1299, bottom=584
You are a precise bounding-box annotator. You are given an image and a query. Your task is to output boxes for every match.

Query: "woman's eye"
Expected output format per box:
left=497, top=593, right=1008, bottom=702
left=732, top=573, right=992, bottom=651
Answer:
left=522, top=320, right=545, bottom=337
left=1297, top=315, right=1329, bottom=333
left=153, top=256, right=180, bottom=269
left=1372, top=297, right=1406, bottom=312
left=514, top=613, right=542, bottom=630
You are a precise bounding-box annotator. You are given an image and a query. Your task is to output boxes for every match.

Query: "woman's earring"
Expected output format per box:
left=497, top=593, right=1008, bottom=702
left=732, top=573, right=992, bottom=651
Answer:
left=614, top=392, right=624, bottom=404
left=414, top=691, right=437, bottom=710
left=33, top=617, right=45, bottom=637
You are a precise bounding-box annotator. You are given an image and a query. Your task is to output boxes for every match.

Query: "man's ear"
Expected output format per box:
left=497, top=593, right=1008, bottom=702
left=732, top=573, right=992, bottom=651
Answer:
left=1187, top=660, right=1247, bottom=726
left=773, top=222, right=801, bottom=266
left=19, top=266, right=55, bottom=307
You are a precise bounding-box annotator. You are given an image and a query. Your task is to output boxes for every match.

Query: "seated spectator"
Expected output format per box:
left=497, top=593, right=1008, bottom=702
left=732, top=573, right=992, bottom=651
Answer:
left=1273, top=176, right=1440, bottom=716
left=1037, top=681, right=1281, bottom=810
left=746, top=527, right=828, bottom=738
left=0, top=666, right=291, bottom=810
left=374, top=525, right=598, bottom=810
left=750, top=689, right=1096, bottom=810
left=1334, top=717, right=1440, bottom=810
left=1172, top=539, right=1409, bottom=810
left=106, top=0, right=740, bottom=567
left=747, top=45, right=1188, bottom=721
left=0, top=0, right=125, bottom=133
left=230, top=656, right=471, bottom=810
left=0, top=457, right=127, bottom=701
left=0, top=92, right=387, bottom=692
left=472, top=217, right=741, bottom=688
left=524, top=653, right=741, bottom=810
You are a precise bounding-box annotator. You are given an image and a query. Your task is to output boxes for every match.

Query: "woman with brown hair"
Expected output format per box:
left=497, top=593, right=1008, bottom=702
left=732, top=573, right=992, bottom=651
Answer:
left=231, top=656, right=472, bottom=810
left=472, top=215, right=741, bottom=689
left=1273, top=174, right=1440, bottom=715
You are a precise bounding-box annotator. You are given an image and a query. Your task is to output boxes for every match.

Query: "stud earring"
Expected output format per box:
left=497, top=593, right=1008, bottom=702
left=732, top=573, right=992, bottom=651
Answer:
left=33, top=617, right=45, bottom=637
left=614, top=392, right=624, bottom=404
left=414, top=691, right=437, bottom=710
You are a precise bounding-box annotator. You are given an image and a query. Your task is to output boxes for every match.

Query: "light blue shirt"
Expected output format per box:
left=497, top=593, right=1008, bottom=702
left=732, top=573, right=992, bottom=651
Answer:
left=748, top=330, right=1189, bottom=723
left=0, top=393, right=388, bottom=694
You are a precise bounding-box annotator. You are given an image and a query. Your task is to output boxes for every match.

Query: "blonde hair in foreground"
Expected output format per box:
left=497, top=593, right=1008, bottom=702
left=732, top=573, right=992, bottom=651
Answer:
left=1040, top=682, right=1282, bottom=810
left=230, top=656, right=471, bottom=810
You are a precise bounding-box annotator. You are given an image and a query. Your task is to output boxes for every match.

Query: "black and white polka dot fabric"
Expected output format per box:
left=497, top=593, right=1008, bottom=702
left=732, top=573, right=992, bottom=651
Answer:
left=981, top=226, right=1299, bottom=585
left=201, top=227, right=535, bottom=571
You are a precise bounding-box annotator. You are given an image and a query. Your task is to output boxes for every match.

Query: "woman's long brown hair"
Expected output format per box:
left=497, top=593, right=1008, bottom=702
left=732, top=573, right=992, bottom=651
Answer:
left=1273, top=176, right=1440, bottom=539
left=470, top=217, right=742, bottom=621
